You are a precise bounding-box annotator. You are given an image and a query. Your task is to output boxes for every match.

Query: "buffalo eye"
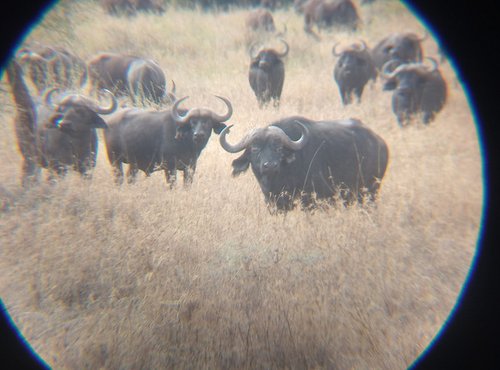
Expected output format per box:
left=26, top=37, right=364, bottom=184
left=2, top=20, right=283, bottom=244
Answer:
left=251, top=146, right=260, bottom=154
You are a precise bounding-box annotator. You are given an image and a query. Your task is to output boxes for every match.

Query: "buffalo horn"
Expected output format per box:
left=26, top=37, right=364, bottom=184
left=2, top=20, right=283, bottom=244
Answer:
left=249, top=42, right=262, bottom=59
left=44, top=87, right=60, bottom=107
left=276, top=39, right=289, bottom=58
left=92, top=89, right=118, bottom=114
left=424, top=57, right=438, bottom=72
left=209, top=96, right=233, bottom=122
left=171, top=96, right=191, bottom=124
left=381, top=60, right=407, bottom=79
left=356, top=39, right=367, bottom=52
left=269, top=121, right=308, bottom=151
left=219, top=125, right=260, bottom=153
left=332, top=42, right=342, bottom=57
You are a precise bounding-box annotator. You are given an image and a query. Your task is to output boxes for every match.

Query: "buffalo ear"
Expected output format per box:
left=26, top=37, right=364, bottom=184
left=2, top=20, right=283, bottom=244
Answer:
left=213, top=122, right=227, bottom=135
left=232, top=150, right=250, bottom=176
left=383, top=79, right=397, bottom=91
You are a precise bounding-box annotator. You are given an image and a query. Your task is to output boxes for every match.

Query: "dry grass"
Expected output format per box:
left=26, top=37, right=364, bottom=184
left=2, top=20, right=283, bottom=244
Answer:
left=0, top=0, right=483, bottom=369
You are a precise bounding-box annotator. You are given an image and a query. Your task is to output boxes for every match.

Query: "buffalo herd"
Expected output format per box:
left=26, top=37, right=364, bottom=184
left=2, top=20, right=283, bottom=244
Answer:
left=5, top=0, right=448, bottom=212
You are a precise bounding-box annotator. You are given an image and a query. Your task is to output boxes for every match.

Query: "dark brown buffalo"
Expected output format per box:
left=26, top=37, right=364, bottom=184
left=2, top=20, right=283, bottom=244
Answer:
left=100, top=0, right=165, bottom=16
left=381, top=57, right=447, bottom=126
left=16, top=44, right=87, bottom=94
left=6, top=60, right=117, bottom=183
left=248, top=39, right=289, bottom=108
left=332, top=40, right=377, bottom=105
left=220, top=117, right=388, bottom=211
left=302, top=0, right=360, bottom=40
left=103, top=96, right=232, bottom=186
left=127, top=59, right=175, bottom=105
left=87, top=52, right=173, bottom=105
left=371, top=32, right=428, bottom=71
left=246, top=8, right=276, bottom=32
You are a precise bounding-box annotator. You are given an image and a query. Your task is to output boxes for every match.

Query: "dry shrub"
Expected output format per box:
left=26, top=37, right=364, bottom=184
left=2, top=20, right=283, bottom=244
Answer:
left=0, top=1, right=482, bottom=369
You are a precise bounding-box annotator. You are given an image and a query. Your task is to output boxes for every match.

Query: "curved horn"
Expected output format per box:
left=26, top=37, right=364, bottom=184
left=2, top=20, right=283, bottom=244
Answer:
left=249, top=42, right=261, bottom=59
left=357, top=39, right=367, bottom=52
left=43, top=87, right=60, bottom=107
left=276, top=39, right=289, bottom=58
left=332, top=42, right=342, bottom=57
left=170, top=80, right=176, bottom=95
left=270, top=121, right=309, bottom=151
left=424, top=57, right=438, bottom=72
left=171, top=96, right=191, bottom=124
left=93, top=89, right=118, bottom=114
left=381, top=60, right=406, bottom=79
left=209, top=96, right=233, bottom=122
left=219, top=125, right=260, bottom=153
left=416, top=31, right=429, bottom=42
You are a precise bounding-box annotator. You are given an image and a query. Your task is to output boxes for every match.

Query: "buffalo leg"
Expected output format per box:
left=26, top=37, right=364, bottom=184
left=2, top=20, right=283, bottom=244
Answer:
left=355, top=86, right=364, bottom=103
left=112, top=162, right=124, bottom=185
left=164, top=161, right=177, bottom=188
left=182, top=165, right=196, bottom=187
left=127, top=164, right=138, bottom=184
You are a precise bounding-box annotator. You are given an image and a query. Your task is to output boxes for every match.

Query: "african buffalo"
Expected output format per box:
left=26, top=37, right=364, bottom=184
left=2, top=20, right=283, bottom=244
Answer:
left=103, top=96, right=232, bottom=186
left=87, top=52, right=174, bottom=105
left=381, top=57, right=447, bottom=125
left=6, top=60, right=117, bottom=183
left=371, top=32, right=428, bottom=71
left=246, top=8, right=276, bottom=32
left=16, top=44, right=87, bottom=94
left=332, top=40, right=377, bottom=105
left=302, top=0, right=360, bottom=40
left=248, top=39, right=289, bottom=108
left=127, top=59, right=176, bottom=105
left=219, top=117, right=388, bottom=211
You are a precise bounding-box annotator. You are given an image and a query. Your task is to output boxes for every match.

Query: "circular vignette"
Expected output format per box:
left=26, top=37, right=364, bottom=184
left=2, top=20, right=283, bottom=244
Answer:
left=0, top=1, right=497, bottom=369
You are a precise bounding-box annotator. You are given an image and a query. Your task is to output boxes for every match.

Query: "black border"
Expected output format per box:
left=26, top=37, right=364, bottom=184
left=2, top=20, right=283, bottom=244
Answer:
left=0, top=1, right=498, bottom=369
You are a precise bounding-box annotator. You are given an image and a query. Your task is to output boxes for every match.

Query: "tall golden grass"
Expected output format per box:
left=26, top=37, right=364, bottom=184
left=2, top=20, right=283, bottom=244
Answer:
left=0, top=1, right=483, bottom=368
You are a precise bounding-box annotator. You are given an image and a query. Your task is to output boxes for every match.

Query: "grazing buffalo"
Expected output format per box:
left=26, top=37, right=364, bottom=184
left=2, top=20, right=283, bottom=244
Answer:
left=87, top=52, right=174, bottom=105
left=100, top=0, right=165, bottom=16
left=248, top=39, right=289, bottom=108
left=219, top=117, right=388, bottom=211
left=16, top=44, right=87, bottom=94
left=246, top=8, right=276, bottom=32
left=302, top=0, right=360, bottom=40
left=6, top=60, right=117, bottom=183
left=332, top=40, right=377, bottom=105
left=382, top=57, right=447, bottom=125
left=371, top=32, right=427, bottom=71
left=103, top=96, right=232, bottom=186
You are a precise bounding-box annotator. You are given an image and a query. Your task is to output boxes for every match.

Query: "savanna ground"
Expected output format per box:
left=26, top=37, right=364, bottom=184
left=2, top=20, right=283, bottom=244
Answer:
left=0, top=0, right=483, bottom=369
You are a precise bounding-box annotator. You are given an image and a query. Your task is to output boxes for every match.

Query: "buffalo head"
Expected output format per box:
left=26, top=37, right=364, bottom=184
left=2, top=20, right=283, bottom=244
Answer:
left=219, top=122, right=308, bottom=177
left=171, top=96, right=233, bottom=146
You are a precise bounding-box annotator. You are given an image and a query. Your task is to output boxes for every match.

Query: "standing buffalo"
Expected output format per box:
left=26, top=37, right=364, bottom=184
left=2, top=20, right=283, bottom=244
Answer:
left=371, top=32, right=428, bottom=71
left=103, top=96, right=232, bottom=186
left=6, top=60, right=117, bottom=183
left=246, top=8, right=276, bottom=32
left=381, top=57, right=447, bottom=125
left=16, top=44, right=87, bottom=94
left=248, top=39, right=289, bottom=108
left=87, top=52, right=174, bottom=105
left=219, top=117, right=388, bottom=211
left=302, top=0, right=360, bottom=40
left=332, top=40, right=377, bottom=105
